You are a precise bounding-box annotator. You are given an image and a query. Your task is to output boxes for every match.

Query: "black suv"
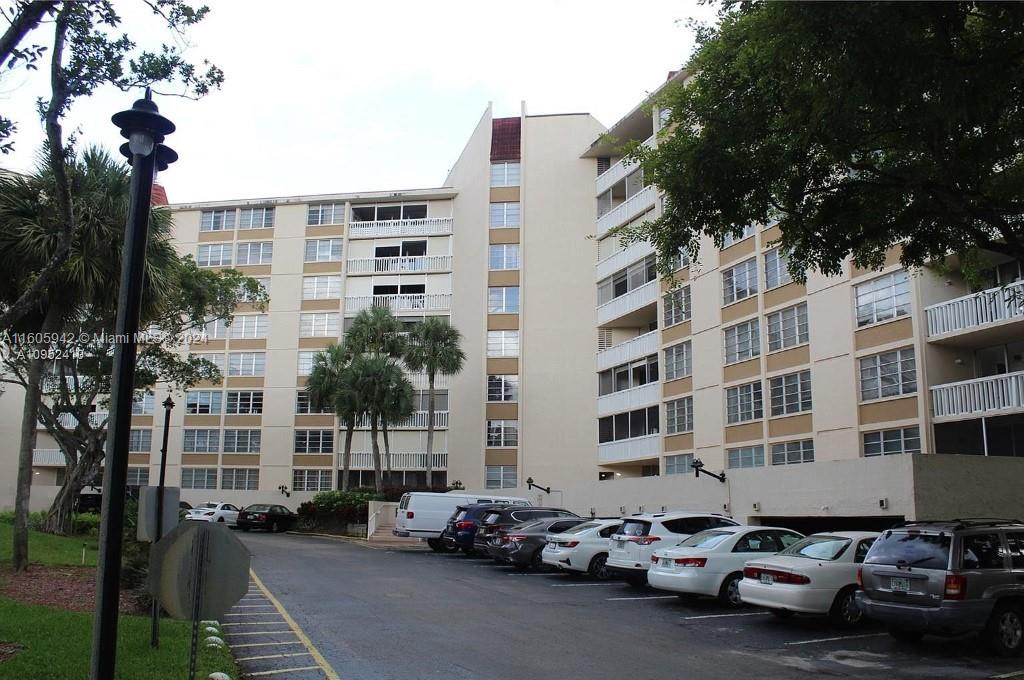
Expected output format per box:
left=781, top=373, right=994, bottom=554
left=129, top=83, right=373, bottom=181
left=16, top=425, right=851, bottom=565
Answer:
left=443, top=503, right=517, bottom=555
left=473, top=506, right=579, bottom=555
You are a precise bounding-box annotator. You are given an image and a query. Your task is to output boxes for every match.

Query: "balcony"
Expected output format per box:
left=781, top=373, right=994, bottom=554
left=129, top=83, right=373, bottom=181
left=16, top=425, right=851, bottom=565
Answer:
left=932, top=371, right=1024, bottom=422
left=596, top=240, right=654, bottom=282
left=926, top=281, right=1024, bottom=344
left=405, top=372, right=450, bottom=390
left=346, top=255, right=452, bottom=275
left=348, top=217, right=453, bottom=239
left=354, top=410, right=448, bottom=430
left=348, top=451, right=448, bottom=470
left=597, top=383, right=660, bottom=417
left=598, top=434, right=660, bottom=464
left=33, top=449, right=64, bottom=466
left=597, top=330, right=658, bottom=371
left=597, top=280, right=658, bottom=327
left=38, top=411, right=109, bottom=429
left=345, top=293, right=451, bottom=315
left=596, top=185, right=657, bottom=238
left=595, top=135, right=655, bottom=197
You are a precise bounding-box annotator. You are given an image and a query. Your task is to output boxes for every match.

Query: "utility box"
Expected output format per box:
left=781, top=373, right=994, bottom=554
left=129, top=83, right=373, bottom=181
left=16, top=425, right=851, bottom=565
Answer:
left=138, top=486, right=181, bottom=542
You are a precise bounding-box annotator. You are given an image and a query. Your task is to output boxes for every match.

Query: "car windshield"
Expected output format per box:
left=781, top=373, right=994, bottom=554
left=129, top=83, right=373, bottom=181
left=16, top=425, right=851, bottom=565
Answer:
left=864, top=532, right=951, bottom=570
left=618, top=519, right=651, bottom=537
left=560, top=522, right=603, bottom=535
left=678, top=530, right=734, bottom=549
left=196, top=503, right=217, bottom=509
left=780, top=535, right=852, bottom=561
left=482, top=513, right=500, bottom=524
left=245, top=505, right=272, bottom=512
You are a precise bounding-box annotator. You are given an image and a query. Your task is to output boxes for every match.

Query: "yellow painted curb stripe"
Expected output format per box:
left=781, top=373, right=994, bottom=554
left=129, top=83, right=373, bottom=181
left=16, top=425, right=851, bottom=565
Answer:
left=250, top=569, right=341, bottom=680
left=235, top=651, right=312, bottom=662
left=245, top=667, right=322, bottom=677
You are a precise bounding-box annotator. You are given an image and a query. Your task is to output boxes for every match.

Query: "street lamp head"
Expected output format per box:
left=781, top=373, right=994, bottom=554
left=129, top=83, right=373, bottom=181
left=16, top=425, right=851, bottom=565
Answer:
left=162, top=397, right=175, bottom=409
left=112, top=88, right=175, bottom=158
left=526, top=477, right=534, bottom=486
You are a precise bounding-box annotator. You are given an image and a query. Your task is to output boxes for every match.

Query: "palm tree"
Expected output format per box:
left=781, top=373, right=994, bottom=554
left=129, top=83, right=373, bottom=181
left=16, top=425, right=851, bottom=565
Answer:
left=404, top=317, right=466, bottom=486
left=380, top=368, right=415, bottom=484
left=306, top=343, right=357, bottom=491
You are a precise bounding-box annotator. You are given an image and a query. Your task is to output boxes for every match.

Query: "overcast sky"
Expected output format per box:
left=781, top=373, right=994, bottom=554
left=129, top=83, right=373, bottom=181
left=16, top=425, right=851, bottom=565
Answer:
left=1, top=1, right=716, bottom=204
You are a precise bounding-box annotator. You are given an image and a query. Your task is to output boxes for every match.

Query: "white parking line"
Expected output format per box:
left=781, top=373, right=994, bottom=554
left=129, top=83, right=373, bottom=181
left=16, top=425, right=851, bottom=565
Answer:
left=235, top=651, right=313, bottom=662
left=231, top=641, right=305, bottom=649
left=681, top=612, right=770, bottom=620
left=550, top=583, right=619, bottom=587
left=221, top=630, right=294, bottom=636
left=245, top=667, right=323, bottom=677
left=606, top=595, right=678, bottom=601
left=506, top=572, right=562, bottom=576
left=785, top=633, right=889, bottom=646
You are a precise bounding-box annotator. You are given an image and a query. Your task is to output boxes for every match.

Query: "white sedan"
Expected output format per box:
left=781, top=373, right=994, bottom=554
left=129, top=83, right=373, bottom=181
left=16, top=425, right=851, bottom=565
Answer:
left=185, top=502, right=240, bottom=526
left=738, top=531, right=880, bottom=626
left=542, top=519, right=622, bottom=579
left=648, top=526, right=804, bottom=606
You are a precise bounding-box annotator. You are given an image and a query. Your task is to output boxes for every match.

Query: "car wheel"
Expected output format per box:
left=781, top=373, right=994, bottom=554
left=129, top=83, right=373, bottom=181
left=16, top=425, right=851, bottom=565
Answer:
left=588, top=553, right=611, bottom=581
left=829, top=586, right=863, bottom=627
left=769, top=609, right=795, bottom=619
left=426, top=538, right=444, bottom=552
left=624, top=572, right=647, bottom=588
left=718, top=572, right=744, bottom=608
left=986, top=601, right=1024, bottom=657
left=888, top=628, right=924, bottom=643
left=217, top=517, right=225, bottom=523
left=530, top=548, right=544, bottom=570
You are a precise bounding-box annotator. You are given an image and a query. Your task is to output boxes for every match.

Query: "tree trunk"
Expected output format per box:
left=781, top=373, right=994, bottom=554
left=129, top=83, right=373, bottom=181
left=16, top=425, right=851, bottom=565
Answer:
left=425, top=373, right=435, bottom=488
left=43, top=445, right=101, bottom=535
left=341, top=418, right=353, bottom=492
left=370, top=414, right=383, bottom=494
left=382, top=420, right=392, bottom=487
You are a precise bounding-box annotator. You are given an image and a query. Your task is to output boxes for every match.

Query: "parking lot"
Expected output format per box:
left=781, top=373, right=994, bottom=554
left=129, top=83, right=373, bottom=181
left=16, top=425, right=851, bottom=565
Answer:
left=237, top=532, right=1024, bottom=680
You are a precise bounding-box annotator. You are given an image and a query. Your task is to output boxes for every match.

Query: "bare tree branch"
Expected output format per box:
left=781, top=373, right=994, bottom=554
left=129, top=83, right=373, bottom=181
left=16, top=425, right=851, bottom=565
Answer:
left=0, top=0, right=56, bottom=69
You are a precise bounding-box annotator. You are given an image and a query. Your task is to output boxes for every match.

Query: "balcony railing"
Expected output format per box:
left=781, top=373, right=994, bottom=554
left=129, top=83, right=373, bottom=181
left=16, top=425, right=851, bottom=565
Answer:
left=596, top=185, right=657, bottom=238
left=596, top=240, right=654, bottom=282
left=354, top=410, right=448, bottom=429
left=348, top=451, right=448, bottom=470
left=598, top=433, right=661, bottom=464
left=597, top=330, right=659, bottom=371
left=406, top=372, right=449, bottom=390
left=926, top=281, right=1024, bottom=338
left=345, top=293, right=451, bottom=315
left=348, top=217, right=453, bottom=239
left=346, top=255, right=452, bottom=275
left=33, top=449, right=65, bottom=466
left=38, top=411, right=109, bottom=429
left=595, top=135, right=655, bottom=197
left=597, top=280, right=658, bottom=326
left=597, top=382, right=661, bottom=417
left=932, top=370, right=1024, bottom=421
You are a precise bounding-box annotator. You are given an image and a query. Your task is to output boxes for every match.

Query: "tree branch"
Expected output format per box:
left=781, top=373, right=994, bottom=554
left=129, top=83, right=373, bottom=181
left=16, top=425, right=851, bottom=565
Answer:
left=0, top=0, right=56, bottom=69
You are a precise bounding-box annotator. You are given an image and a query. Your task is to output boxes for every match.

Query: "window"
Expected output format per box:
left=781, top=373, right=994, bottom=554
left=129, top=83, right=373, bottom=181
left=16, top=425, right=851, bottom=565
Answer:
left=231, top=314, right=268, bottom=339
left=183, top=429, right=219, bottom=453
left=1007, top=533, right=1024, bottom=570
left=132, top=392, right=154, bottom=415
left=665, top=453, right=694, bottom=475
left=489, top=244, right=520, bottom=270
left=306, top=203, right=344, bottom=226
left=200, top=209, right=235, bottom=232
left=722, top=258, right=758, bottom=304
left=300, top=312, right=339, bottom=337
left=764, top=248, right=793, bottom=289
left=962, top=534, right=1004, bottom=570
left=664, top=286, right=691, bottom=326
left=197, top=244, right=232, bottom=267
left=126, top=467, right=150, bottom=486
left=665, top=342, right=692, bottom=380
left=597, top=355, right=658, bottom=396
left=486, top=465, right=517, bottom=489
left=859, top=347, right=916, bottom=400
left=238, top=207, right=274, bottom=229
left=666, top=397, right=693, bottom=434
left=769, top=370, right=812, bottom=416
left=240, top=277, right=270, bottom=302
left=597, top=406, right=659, bottom=443
left=228, top=352, right=266, bottom=377
left=221, top=468, right=259, bottom=490
left=487, top=375, right=519, bottom=402
left=722, top=224, right=756, bottom=248
left=489, top=202, right=520, bottom=228
left=192, top=353, right=225, bottom=374
left=226, top=391, right=263, bottom=415
left=597, top=255, right=657, bottom=305
left=128, top=429, right=152, bottom=453
left=487, top=330, right=519, bottom=357
left=412, top=389, right=448, bottom=412
left=350, top=204, right=426, bottom=222
left=302, top=275, right=342, bottom=300
left=772, top=439, right=814, bottom=465
left=488, top=286, right=520, bottom=314
left=668, top=247, right=691, bottom=271
left=304, top=238, right=343, bottom=262
left=297, top=351, right=315, bottom=376
left=490, top=162, right=521, bottom=187
left=293, top=469, right=332, bottom=492
left=724, top=319, right=760, bottom=364
left=186, top=390, right=222, bottom=415
left=223, top=429, right=261, bottom=453
left=856, top=270, right=911, bottom=327
left=486, top=420, right=518, bottom=448
left=235, top=241, right=273, bottom=265
left=727, top=445, right=765, bottom=469
left=726, top=381, right=763, bottom=424
left=204, top=317, right=228, bottom=339
left=181, top=468, right=218, bottom=489
left=863, top=426, right=921, bottom=456
left=295, top=391, right=331, bottom=414
left=767, top=303, right=809, bottom=352
left=294, top=430, right=333, bottom=454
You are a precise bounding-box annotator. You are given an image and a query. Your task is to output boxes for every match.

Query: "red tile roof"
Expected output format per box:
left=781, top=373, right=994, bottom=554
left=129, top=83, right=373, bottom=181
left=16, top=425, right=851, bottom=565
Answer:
left=151, top=183, right=168, bottom=206
left=490, top=117, right=521, bottom=161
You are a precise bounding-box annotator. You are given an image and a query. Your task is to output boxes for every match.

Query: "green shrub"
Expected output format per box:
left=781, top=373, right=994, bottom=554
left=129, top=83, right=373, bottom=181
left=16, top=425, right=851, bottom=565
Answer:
left=307, top=490, right=382, bottom=512
left=72, top=513, right=101, bottom=536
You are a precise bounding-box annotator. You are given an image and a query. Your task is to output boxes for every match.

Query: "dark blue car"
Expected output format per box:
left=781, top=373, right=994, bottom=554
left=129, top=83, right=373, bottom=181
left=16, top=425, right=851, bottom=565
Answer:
left=444, top=503, right=517, bottom=555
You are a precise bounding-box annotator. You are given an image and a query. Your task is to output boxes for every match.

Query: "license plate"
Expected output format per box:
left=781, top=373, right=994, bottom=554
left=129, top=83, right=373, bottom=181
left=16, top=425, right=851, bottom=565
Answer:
left=890, top=577, right=911, bottom=592
left=760, top=573, right=774, bottom=585
left=661, top=558, right=673, bottom=567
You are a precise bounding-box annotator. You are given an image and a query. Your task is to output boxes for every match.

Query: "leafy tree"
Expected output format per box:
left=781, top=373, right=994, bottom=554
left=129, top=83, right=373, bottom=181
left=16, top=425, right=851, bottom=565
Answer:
left=306, top=343, right=366, bottom=492
left=379, top=367, right=415, bottom=483
left=345, top=355, right=411, bottom=494
left=619, top=2, right=1024, bottom=283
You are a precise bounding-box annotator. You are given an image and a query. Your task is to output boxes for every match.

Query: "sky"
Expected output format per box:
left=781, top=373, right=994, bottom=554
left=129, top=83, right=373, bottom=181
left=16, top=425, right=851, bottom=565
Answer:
left=0, top=1, right=717, bottom=204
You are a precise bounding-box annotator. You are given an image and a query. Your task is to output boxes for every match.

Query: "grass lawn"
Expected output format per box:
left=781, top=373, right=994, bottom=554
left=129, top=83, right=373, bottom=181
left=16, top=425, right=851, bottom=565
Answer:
left=0, top=523, right=98, bottom=567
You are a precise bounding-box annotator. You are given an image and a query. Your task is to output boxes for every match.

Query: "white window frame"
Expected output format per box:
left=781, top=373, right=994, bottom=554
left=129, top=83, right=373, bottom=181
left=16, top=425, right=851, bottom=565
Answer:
left=666, top=396, right=694, bottom=434
left=487, top=330, right=519, bottom=358
left=181, top=468, right=218, bottom=490
left=488, top=244, right=520, bottom=270
left=228, top=352, right=266, bottom=377
left=485, top=465, right=517, bottom=489
left=727, top=445, right=765, bottom=469
left=490, top=162, right=521, bottom=187
left=722, top=224, right=756, bottom=248
left=238, top=207, right=274, bottom=229
left=221, top=468, right=259, bottom=490
left=294, top=429, right=333, bottom=454
left=235, top=241, right=273, bottom=266
left=131, top=392, right=154, bottom=415
left=665, top=453, right=694, bottom=475
left=487, top=374, right=519, bottom=402
left=663, top=286, right=691, bottom=326
left=302, top=275, right=342, bottom=300
left=664, top=341, right=692, bottom=380
left=486, top=420, right=518, bottom=448
left=226, top=390, right=263, bottom=415
left=726, top=381, right=763, bottom=424
left=304, top=238, right=343, bottom=262
left=126, top=467, right=150, bottom=486
left=489, top=202, right=520, bottom=228
left=766, top=303, right=809, bottom=352
left=859, top=347, right=916, bottom=401
left=769, top=370, right=812, bottom=416
left=299, top=312, right=339, bottom=338
left=223, top=429, right=261, bottom=454
left=230, top=314, right=268, bottom=339
left=197, top=244, right=232, bottom=267
left=200, top=209, right=235, bottom=232
left=192, top=353, right=225, bottom=374
left=764, top=247, right=793, bottom=290
left=239, top=277, right=271, bottom=303
left=724, top=319, right=761, bottom=364
left=183, top=429, right=220, bottom=453
left=771, top=440, right=815, bottom=465
left=297, top=351, right=315, bottom=376
left=487, top=286, right=520, bottom=314
left=855, top=270, right=911, bottom=327
left=293, top=469, right=333, bottom=492
left=128, top=429, right=152, bottom=453
left=204, top=317, right=228, bottom=340
left=722, top=258, right=758, bottom=305
left=863, top=426, right=921, bottom=457
left=185, top=390, right=222, bottom=415
left=306, top=203, right=344, bottom=226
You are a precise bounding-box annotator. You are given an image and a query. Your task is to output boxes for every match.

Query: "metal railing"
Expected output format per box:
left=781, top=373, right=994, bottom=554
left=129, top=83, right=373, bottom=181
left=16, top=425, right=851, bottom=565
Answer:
left=354, top=410, right=449, bottom=430
left=32, top=449, right=65, bottom=466
left=596, top=240, right=654, bottom=282
left=367, top=506, right=383, bottom=539
left=596, top=185, right=657, bottom=237
left=597, top=382, right=661, bottom=417
left=595, top=135, right=655, bottom=196
left=931, top=370, right=1024, bottom=420
left=926, top=281, right=1024, bottom=337
left=346, top=254, right=452, bottom=275
left=348, top=217, right=453, bottom=239
left=344, top=293, right=451, bottom=315
left=38, top=411, right=109, bottom=429
left=349, top=451, right=448, bottom=469
left=597, top=330, right=659, bottom=371
left=597, top=279, right=658, bottom=326
left=598, top=433, right=661, bottom=463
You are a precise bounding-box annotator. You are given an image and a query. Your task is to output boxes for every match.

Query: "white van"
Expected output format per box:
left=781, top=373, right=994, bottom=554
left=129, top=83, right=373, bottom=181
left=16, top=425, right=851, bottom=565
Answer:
left=393, top=492, right=530, bottom=549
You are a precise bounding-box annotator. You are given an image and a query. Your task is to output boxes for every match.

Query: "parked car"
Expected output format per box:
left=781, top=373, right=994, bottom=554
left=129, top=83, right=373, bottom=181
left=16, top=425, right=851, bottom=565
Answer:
left=237, top=504, right=297, bottom=533
left=738, top=531, right=879, bottom=626
left=648, top=526, right=804, bottom=606
left=443, top=503, right=518, bottom=555
left=487, top=517, right=587, bottom=569
left=393, top=492, right=531, bottom=551
left=543, top=518, right=623, bottom=580
left=474, top=506, right=579, bottom=555
left=178, top=500, right=192, bottom=521
left=857, top=518, right=1024, bottom=656
left=606, top=512, right=740, bottom=587
left=185, top=502, right=240, bottom=526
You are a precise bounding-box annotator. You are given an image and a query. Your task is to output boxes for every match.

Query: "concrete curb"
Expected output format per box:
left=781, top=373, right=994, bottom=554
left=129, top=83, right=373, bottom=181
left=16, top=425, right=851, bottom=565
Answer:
left=285, top=531, right=431, bottom=551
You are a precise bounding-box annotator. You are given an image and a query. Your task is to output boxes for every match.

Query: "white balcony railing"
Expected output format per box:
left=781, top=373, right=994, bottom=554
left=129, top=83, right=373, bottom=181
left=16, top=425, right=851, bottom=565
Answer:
left=348, top=451, right=448, bottom=470
left=38, top=411, right=109, bottom=429
left=595, top=135, right=655, bottom=197
left=597, top=382, right=661, bottom=417
left=346, top=255, right=452, bottom=275
left=354, top=410, right=449, bottom=430
left=597, top=331, right=659, bottom=371
left=348, top=217, right=453, bottom=239
left=406, top=372, right=449, bottom=391
left=596, top=239, right=654, bottom=282
left=931, top=370, right=1024, bottom=421
left=926, top=281, right=1024, bottom=338
left=33, top=449, right=65, bottom=466
left=597, top=280, right=658, bottom=326
left=596, top=185, right=657, bottom=238
left=598, top=434, right=661, bottom=464
left=345, top=293, right=451, bottom=315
